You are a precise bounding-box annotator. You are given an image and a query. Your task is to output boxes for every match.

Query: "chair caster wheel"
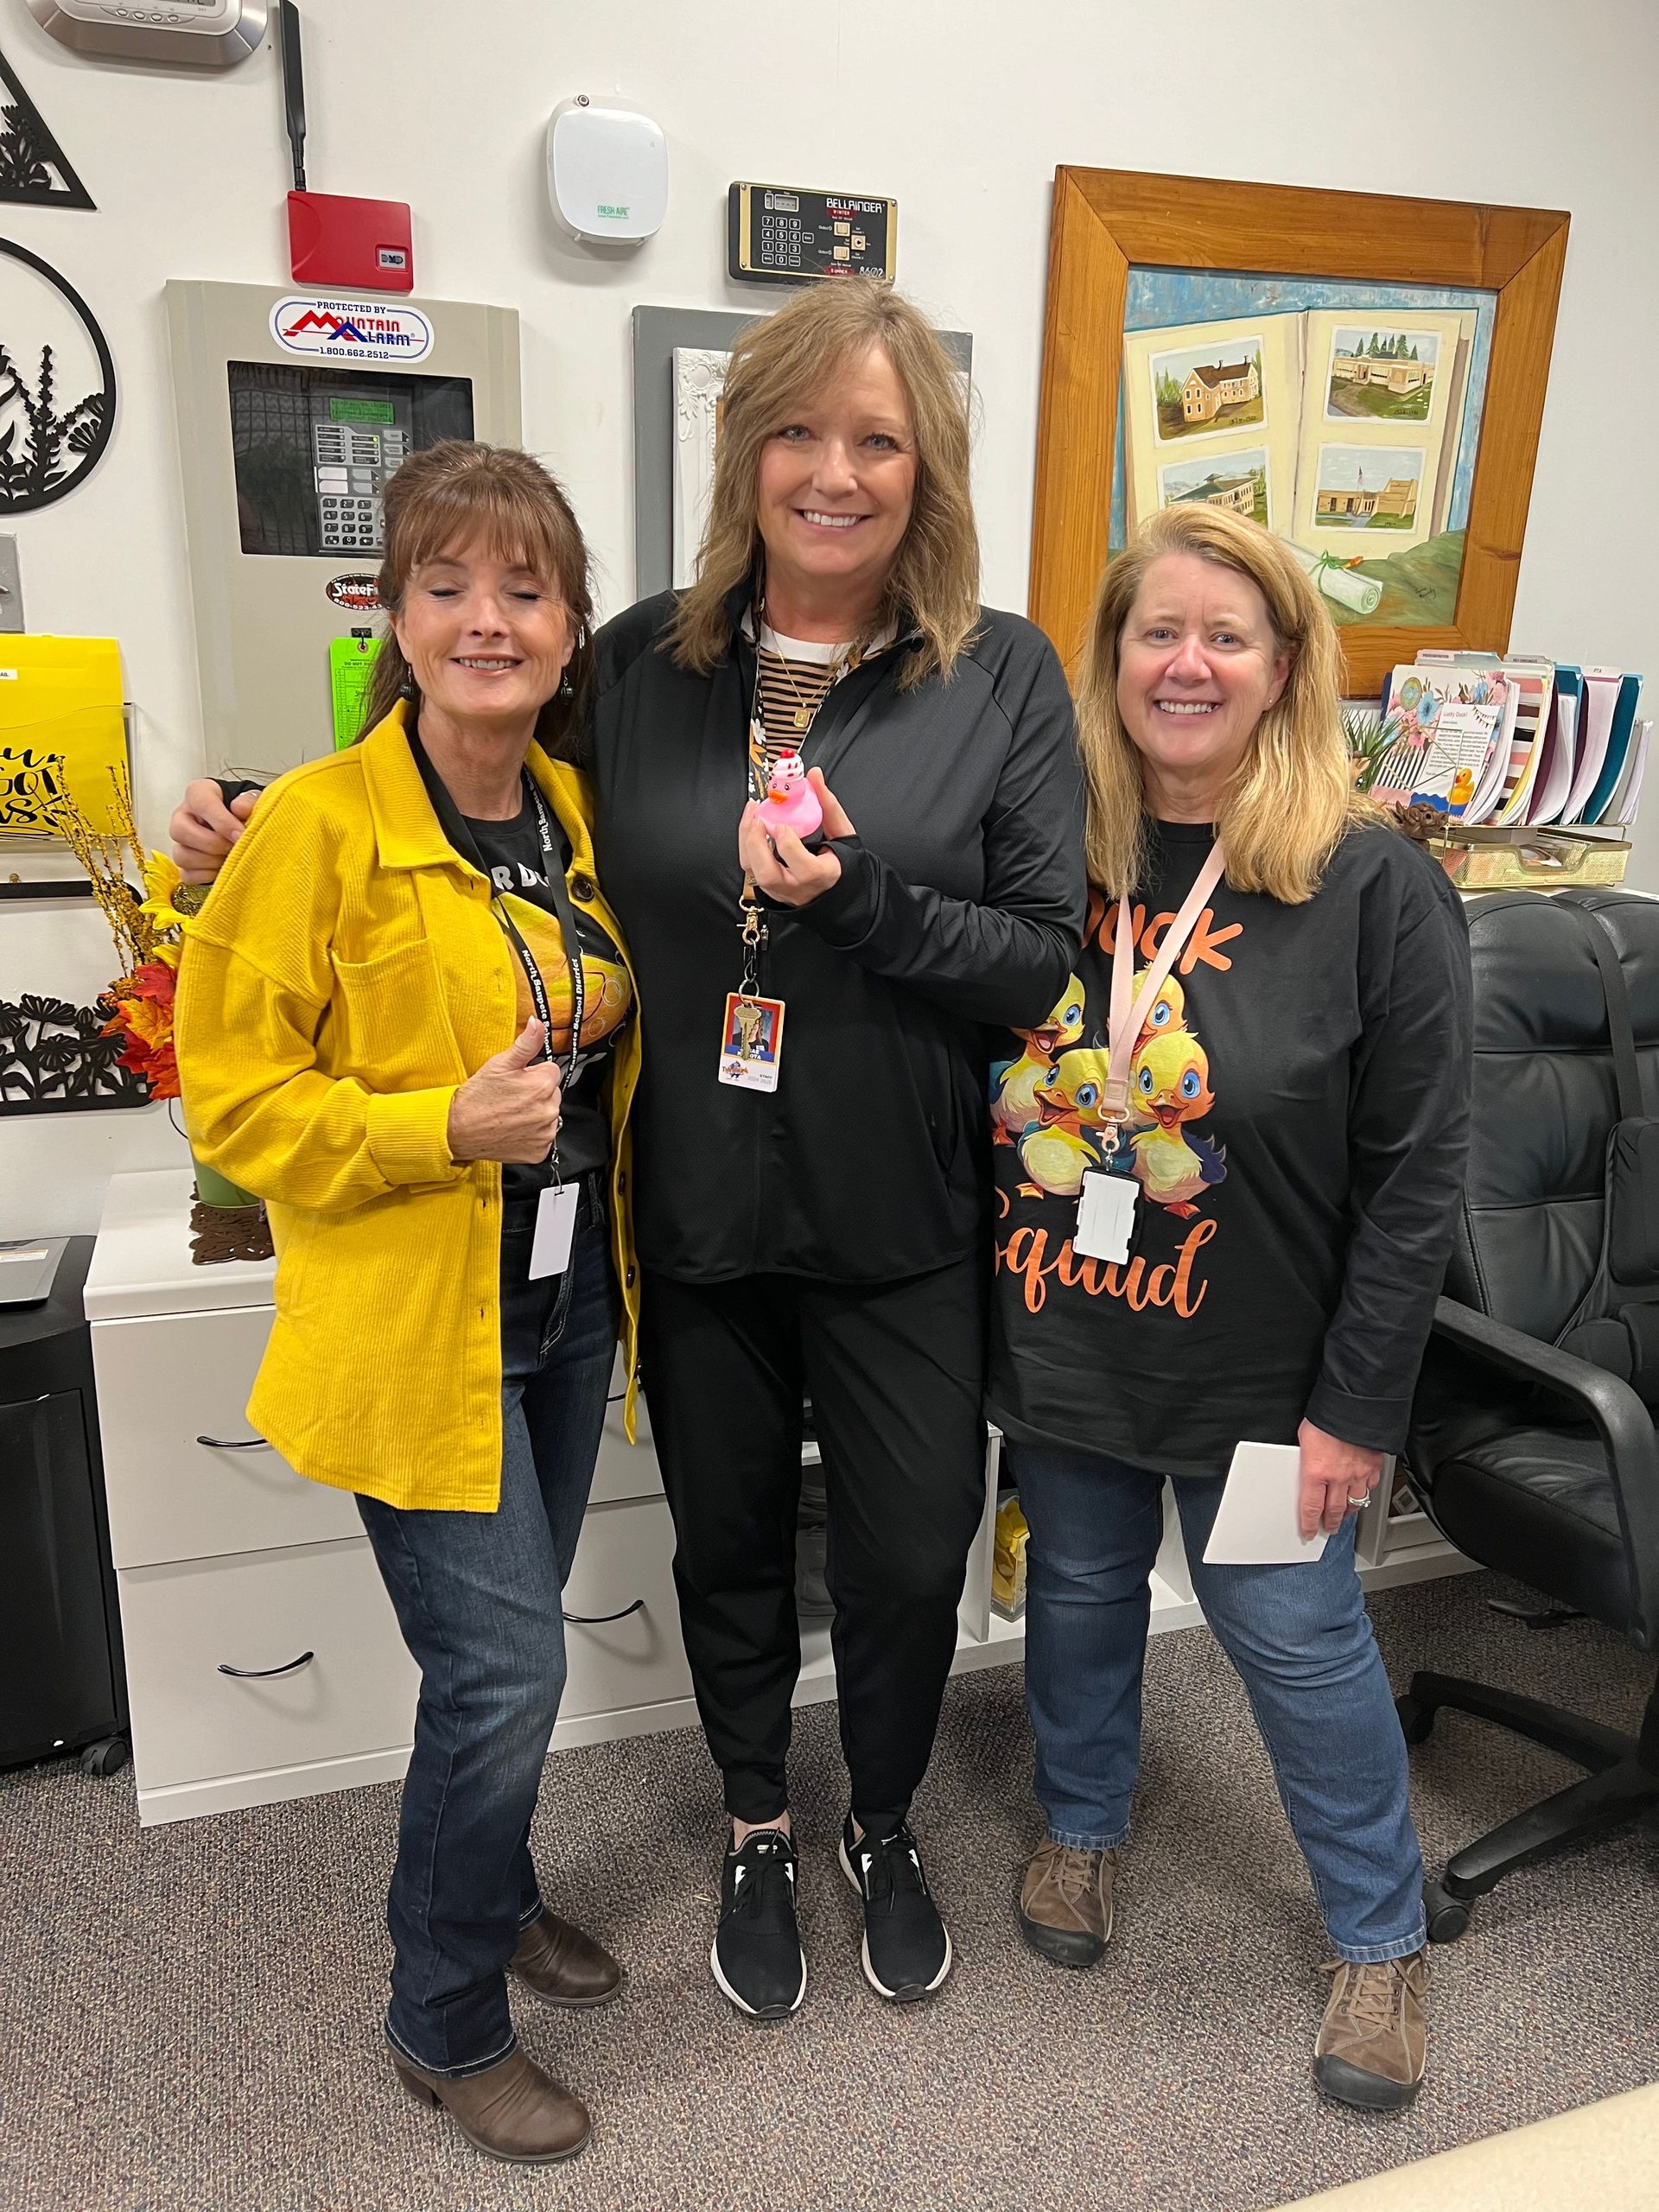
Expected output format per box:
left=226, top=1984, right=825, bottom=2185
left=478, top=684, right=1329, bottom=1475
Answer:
left=1424, top=1878, right=1471, bottom=1943
left=1395, top=1693, right=1436, bottom=1745
left=79, top=1737, right=129, bottom=1778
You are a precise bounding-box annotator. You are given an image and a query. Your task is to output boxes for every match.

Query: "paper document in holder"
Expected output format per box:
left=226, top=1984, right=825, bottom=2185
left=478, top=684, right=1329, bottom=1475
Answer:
left=0, top=634, right=126, bottom=837
left=1203, top=1440, right=1328, bottom=1566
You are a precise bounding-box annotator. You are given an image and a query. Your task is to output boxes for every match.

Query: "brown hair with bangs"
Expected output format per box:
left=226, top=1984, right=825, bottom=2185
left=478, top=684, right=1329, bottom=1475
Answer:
left=1077, top=504, right=1377, bottom=906
left=665, top=283, right=981, bottom=690
left=359, top=441, right=595, bottom=759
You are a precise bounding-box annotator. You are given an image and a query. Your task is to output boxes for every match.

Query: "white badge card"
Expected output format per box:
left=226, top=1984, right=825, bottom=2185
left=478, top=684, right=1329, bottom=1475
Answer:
left=1202, top=1441, right=1328, bottom=1566
left=716, top=991, right=786, bottom=1093
left=1072, top=1169, right=1138, bottom=1263
left=529, top=1181, right=579, bottom=1280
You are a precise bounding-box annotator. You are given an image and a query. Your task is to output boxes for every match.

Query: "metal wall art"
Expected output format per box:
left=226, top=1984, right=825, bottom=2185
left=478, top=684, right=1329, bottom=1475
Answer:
left=0, top=238, right=115, bottom=512
left=0, top=992, right=146, bottom=1115
left=0, top=47, right=93, bottom=209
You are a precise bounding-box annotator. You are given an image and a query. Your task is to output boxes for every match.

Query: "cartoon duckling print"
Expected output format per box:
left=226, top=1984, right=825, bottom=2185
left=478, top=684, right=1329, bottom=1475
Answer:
left=1016, top=1046, right=1113, bottom=1199
left=1128, top=1029, right=1226, bottom=1217
left=992, top=974, right=1087, bottom=1145
left=1135, top=969, right=1186, bottom=1052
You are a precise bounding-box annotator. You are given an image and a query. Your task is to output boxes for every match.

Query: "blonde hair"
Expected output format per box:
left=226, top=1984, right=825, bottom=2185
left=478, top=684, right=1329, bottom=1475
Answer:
left=362, top=442, right=595, bottom=759
left=1076, top=505, right=1376, bottom=905
left=666, top=283, right=980, bottom=690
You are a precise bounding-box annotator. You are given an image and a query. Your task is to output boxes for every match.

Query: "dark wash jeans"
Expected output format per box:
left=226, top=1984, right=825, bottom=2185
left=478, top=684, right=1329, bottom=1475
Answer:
left=356, top=1182, right=619, bottom=2076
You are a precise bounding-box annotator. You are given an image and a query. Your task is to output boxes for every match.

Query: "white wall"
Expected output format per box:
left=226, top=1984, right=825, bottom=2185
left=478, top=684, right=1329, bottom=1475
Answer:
left=3, top=0, right=1656, bottom=1236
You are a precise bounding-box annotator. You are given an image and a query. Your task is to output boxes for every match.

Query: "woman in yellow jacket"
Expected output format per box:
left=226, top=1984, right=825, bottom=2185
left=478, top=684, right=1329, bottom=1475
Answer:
left=174, top=443, right=639, bottom=2169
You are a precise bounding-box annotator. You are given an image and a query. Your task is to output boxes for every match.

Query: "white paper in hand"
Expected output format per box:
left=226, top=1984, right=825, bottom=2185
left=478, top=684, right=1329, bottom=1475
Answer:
left=1203, top=1440, right=1328, bottom=1566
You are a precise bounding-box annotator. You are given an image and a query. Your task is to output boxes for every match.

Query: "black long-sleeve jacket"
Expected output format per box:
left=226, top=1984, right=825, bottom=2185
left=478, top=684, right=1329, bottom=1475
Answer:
left=589, top=588, right=1086, bottom=1283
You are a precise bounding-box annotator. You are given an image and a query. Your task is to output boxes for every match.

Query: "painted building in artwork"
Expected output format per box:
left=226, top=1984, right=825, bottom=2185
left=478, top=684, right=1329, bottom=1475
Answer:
left=1173, top=472, right=1258, bottom=513
left=1180, top=356, right=1261, bottom=423
left=1330, top=353, right=1430, bottom=394
left=1315, top=474, right=1420, bottom=520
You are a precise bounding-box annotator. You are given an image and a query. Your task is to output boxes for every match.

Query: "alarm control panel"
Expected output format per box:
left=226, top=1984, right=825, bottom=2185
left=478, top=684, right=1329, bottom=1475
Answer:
left=727, top=182, right=896, bottom=286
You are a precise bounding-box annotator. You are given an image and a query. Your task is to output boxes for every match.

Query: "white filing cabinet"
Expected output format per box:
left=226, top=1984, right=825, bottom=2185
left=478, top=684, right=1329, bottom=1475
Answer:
left=87, top=1170, right=1471, bottom=1826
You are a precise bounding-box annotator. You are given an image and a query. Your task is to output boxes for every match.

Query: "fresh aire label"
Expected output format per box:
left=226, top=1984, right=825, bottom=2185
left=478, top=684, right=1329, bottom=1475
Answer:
left=270, top=295, right=434, bottom=364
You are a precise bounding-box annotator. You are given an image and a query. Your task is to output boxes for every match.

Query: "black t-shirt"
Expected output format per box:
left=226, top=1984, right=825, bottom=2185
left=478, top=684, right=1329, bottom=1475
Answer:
left=985, top=820, right=1472, bottom=1474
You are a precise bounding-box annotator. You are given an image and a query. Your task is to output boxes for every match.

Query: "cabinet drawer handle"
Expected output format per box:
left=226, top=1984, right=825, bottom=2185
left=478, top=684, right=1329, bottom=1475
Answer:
left=563, top=1599, right=645, bottom=1626
left=197, top=1433, right=272, bottom=1452
left=217, top=1650, right=315, bottom=1680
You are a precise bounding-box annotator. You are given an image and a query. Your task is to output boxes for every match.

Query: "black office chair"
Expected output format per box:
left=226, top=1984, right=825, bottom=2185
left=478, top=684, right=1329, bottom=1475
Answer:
left=1403, top=887, right=1659, bottom=1942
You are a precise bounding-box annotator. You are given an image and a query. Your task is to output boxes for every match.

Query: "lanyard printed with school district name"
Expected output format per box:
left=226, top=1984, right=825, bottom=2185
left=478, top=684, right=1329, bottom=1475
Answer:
left=1072, top=841, right=1228, bottom=1267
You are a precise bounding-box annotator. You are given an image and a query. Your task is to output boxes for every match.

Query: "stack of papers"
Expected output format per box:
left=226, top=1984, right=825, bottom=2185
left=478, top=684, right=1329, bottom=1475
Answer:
left=1376, top=655, right=1645, bottom=836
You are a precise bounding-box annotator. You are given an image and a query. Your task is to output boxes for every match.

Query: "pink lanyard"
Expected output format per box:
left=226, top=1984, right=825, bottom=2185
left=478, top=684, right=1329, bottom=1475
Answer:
left=1103, top=842, right=1228, bottom=1120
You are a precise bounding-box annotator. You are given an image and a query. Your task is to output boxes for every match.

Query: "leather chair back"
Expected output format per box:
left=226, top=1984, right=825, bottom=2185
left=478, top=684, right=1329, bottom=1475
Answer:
left=1450, top=889, right=1659, bottom=1344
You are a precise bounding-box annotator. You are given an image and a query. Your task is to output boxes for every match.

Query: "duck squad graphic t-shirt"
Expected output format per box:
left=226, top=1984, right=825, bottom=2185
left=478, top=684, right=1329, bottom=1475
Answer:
left=985, top=820, right=1471, bottom=1477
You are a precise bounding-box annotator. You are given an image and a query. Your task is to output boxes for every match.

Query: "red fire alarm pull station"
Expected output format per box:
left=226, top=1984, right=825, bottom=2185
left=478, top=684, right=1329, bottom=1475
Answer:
left=279, top=2, right=414, bottom=295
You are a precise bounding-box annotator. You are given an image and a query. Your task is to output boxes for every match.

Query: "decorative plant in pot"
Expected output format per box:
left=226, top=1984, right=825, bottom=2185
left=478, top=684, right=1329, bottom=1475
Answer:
left=50, top=772, right=274, bottom=1263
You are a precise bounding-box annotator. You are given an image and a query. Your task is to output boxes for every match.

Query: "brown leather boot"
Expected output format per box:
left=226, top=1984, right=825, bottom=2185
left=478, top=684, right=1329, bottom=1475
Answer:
left=1313, top=1952, right=1430, bottom=2110
left=392, top=2046, right=591, bottom=2165
left=1017, top=1840, right=1114, bottom=1967
left=509, top=1911, right=625, bottom=2010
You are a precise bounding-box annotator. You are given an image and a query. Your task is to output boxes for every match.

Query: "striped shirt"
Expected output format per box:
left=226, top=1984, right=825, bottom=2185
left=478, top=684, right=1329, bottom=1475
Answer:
left=747, top=620, right=887, bottom=799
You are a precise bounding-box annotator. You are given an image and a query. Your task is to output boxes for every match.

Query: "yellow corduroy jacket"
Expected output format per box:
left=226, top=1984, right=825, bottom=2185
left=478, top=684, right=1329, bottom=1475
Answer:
left=174, top=703, right=641, bottom=1512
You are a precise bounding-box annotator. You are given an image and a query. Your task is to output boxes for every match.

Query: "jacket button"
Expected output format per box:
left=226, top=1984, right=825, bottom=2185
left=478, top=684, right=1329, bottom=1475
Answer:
left=617, top=1171, right=626, bottom=1193
left=570, top=874, right=595, bottom=902
left=625, top=1266, right=636, bottom=1287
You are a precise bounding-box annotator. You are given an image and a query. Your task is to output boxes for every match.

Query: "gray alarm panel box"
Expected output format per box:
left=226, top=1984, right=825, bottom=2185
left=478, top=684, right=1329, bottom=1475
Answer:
left=166, top=280, right=522, bottom=778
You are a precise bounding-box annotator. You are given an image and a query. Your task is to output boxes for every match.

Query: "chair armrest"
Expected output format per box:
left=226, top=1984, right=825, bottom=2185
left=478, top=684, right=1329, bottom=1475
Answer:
left=1431, top=1297, right=1659, bottom=1573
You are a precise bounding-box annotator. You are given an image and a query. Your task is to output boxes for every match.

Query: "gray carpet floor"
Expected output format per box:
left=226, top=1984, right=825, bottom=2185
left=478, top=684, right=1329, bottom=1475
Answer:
left=3, top=1569, right=1657, bottom=2212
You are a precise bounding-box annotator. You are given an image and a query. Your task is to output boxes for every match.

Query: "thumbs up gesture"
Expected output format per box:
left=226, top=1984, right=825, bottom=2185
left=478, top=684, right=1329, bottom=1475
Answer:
left=446, top=1018, right=564, bottom=1165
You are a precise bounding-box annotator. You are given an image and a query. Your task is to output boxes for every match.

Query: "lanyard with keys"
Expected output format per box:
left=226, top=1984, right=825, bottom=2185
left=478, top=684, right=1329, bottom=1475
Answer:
left=1074, top=840, right=1227, bottom=1262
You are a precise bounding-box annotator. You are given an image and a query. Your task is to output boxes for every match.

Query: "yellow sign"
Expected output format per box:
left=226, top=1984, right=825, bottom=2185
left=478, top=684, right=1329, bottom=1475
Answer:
left=0, top=635, right=126, bottom=836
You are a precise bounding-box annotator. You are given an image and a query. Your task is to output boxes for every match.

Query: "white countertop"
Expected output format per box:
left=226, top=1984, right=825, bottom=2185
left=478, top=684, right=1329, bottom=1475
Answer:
left=84, top=1169, right=276, bottom=1321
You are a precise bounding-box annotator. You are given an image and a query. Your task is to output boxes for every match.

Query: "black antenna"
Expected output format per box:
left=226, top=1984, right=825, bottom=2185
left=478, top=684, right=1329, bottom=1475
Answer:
left=278, top=0, right=307, bottom=192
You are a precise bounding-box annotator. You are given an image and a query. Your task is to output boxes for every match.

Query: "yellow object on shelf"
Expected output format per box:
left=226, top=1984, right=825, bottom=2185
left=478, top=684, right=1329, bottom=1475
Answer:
left=992, top=1495, right=1031, bottom=1619
left=0, top=635, right=127, bottom=838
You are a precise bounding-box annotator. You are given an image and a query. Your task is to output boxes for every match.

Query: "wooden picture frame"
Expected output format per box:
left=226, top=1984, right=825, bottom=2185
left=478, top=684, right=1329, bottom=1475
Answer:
left=1028, top=168, right=1569, bottom=696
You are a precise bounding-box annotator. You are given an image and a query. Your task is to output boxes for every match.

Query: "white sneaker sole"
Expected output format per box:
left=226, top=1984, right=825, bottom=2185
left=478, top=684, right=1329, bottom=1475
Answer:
left=709, top=1935, right=806, bottom=2020
left=838, top=1837, right=954, bottom=2001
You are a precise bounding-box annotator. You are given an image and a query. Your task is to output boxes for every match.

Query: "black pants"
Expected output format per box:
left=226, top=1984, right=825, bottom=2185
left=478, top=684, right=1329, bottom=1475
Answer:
left=641, top=1258, right=988, bottom=1837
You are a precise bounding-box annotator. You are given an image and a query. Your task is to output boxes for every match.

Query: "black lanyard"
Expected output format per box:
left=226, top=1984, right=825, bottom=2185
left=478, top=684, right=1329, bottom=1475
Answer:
left=441, top=770, right=588, bottom=1173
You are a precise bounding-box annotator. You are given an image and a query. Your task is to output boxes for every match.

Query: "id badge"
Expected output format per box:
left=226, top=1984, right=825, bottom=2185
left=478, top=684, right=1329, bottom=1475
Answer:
left=716, top=990, right=785, bottom=1093
left=529, top=1181, right=579, bottom=1279
left=1073, top=1168, right=1137, bottom=1263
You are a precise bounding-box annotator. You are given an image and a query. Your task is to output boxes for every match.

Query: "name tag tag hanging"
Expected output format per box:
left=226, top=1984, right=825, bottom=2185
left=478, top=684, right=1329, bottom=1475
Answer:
left=529, top=1181, right=579, bottom=1280
left=1073, top=1169, right=1138, bottom=1263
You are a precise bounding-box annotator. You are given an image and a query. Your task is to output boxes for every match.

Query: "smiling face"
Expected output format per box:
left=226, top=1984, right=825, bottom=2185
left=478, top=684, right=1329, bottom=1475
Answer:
left=391, top=534, right=575, bottom=733
left=753, top=342, right=918, bottom=630
left=1116, top=551, right=1292, bottom=817
left=1132, top=1030, right=1214, bottom=1131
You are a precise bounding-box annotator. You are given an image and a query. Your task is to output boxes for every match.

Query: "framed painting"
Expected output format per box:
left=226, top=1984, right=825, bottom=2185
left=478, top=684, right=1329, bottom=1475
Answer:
left=1028, top=169, right=1570, bottom=696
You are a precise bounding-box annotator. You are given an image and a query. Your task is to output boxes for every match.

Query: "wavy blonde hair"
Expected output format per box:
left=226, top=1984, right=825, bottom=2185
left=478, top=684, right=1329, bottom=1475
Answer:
left=1077, top=504, right=1376, bottom=904
left=666, top=283, right=980, bottom=690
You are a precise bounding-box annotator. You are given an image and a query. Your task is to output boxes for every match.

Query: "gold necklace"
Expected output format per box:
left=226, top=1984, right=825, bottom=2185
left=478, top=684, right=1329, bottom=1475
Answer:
left=759, top=611, right=849, bottom=734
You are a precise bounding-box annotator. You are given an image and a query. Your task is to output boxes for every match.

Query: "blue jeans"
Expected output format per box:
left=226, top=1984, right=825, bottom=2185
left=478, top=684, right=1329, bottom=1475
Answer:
left=1009, top=1443, right=1426, bottom=1964
left=356, top=1183, right=620, bottom=2075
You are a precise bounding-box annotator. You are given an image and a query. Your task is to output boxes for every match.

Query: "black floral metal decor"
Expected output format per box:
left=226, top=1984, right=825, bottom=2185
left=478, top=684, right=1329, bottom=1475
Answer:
left=0, top=48, right=93, bottom=210
left=0, top=238, right=115, bottom=511
left=0, top=992, right=146, bottom=1114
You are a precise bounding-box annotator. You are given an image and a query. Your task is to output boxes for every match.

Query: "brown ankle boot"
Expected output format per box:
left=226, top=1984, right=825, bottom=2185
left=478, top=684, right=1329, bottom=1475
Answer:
left=392, top=2047, right=591, bottom=2165
left=509, top=1911, right=625, bottom=2010
left=1313, top=1952, right=1429, bottom=2110
left=1017, top=1840, right=1115, bottom=1967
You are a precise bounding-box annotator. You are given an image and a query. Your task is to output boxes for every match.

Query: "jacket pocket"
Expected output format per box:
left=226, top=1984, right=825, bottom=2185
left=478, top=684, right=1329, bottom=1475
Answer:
left=326, top=938, right=460, bottom=1090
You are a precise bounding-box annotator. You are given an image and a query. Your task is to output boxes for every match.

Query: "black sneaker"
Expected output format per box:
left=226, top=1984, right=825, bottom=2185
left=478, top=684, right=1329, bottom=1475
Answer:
left=710, top=1828, right=806, bottom=2019
left=838, top=1816, right=952, bottom=2001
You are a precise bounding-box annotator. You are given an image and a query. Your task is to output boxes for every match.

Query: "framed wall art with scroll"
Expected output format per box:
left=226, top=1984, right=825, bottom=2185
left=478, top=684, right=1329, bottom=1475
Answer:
left=1028, top=169, right=1569, bottom=696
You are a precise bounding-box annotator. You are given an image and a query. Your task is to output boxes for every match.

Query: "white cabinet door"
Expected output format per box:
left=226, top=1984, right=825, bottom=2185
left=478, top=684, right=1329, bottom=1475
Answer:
left=92, top=1307, right=362, bottom=1567
left=559, top=1496, right=691, bottom=1721
left=118, top=1538, right=418, bottom=1791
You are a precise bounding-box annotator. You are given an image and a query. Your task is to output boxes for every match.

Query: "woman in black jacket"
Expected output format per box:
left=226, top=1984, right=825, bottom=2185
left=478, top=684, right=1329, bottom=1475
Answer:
left=168, top=282, right=1084, bottom=2022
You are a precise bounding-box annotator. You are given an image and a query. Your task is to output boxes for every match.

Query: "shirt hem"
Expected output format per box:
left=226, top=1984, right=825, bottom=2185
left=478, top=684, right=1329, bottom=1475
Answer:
left=986, top=1399, right=1236, bottom=1482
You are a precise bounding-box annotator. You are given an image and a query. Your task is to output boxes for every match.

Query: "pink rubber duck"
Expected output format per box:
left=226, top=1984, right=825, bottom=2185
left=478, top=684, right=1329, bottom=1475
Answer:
left=753, top=751, right=823, bottom=841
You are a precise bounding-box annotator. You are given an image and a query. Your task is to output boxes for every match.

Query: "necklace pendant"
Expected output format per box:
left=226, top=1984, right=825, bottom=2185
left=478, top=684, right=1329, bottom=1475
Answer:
left=792, top=707, right=810, bottom=732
